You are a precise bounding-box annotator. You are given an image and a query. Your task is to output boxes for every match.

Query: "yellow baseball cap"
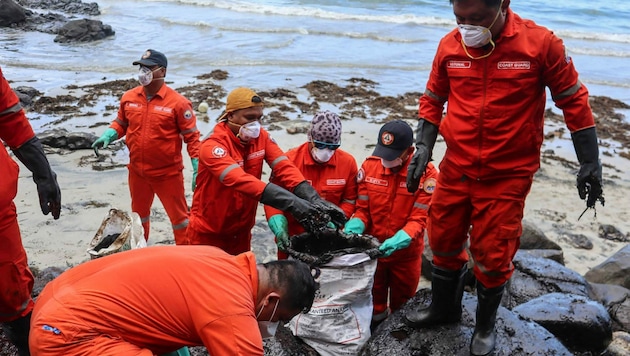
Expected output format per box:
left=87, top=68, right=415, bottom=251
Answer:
left=217, top=87, right=264, bottom=122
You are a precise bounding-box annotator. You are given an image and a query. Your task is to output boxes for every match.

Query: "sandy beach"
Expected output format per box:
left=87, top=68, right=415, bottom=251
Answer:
left=11, top=79, right=630, bottom=278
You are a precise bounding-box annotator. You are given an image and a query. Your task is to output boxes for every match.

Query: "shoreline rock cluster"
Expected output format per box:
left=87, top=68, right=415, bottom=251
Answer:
left=2, top=0, right=113, bottom=43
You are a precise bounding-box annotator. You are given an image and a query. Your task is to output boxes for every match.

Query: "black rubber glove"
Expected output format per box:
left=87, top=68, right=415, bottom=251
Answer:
left=293, top=181, right=347, bottom=228
left=571, top=127, right=604, bottom=208
left=12, top=137, right=61, bottom=219
left=406, top=119, right=439, bottom=193
left=261, top=183, right=330, bottom=233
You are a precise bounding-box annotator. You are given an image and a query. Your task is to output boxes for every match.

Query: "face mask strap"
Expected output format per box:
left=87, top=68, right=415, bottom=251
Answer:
left=461, top=37, right=496, bottom=59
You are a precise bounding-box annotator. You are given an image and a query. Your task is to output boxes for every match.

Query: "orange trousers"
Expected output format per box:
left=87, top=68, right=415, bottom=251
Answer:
left=128, top=168, right=189, bottom=245
left=0, top=203, right=34, bottom=322
left=372, top=253, right=422, bottom=317
left=30, top=291, right=153, bottom=356
left=428, top=160, right=533, bottom=288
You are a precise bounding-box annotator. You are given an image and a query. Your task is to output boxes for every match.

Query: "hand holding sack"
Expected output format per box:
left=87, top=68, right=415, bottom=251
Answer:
left=343, top=217, right=365, bottom=235
left=378, top=230, right=412, bottom=257
left=12, top=136, right=61, bottom=219
left=268, top=214, right=290, bottom=250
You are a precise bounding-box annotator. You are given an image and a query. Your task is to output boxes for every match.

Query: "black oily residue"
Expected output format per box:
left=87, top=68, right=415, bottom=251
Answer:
left=289, top=229, right=377, bottom=256
left=93, top=233, right=120, bottom=251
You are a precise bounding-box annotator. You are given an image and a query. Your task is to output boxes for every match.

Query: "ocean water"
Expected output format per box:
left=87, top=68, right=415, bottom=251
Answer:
left=2, top=0, right=629, bottom=112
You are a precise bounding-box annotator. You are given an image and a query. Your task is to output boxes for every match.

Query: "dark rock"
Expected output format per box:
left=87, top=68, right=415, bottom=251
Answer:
left=16, top=0, right=100, bottom=16
left=558, top=231, right=594, bottom=250
left=599, top=224, right=630, bottom=242
left=0, top=0, right=26, bottom=26
left=361, top=291, right=572, bottom=355
left=513, top=293, right=612, bottom=354
left=504, top=251, right=591, bottom=309
left=585, top=244, right=630, bottom=289
left=589, top=283, right=630, bottom=332
left=37, top=128, right=98, bottom=150
left=14, top=85, right=41, bottom=107
left=54, top=18, right=115, bottom=43
left=520, top=219, right=562, bottom=250
left=31, top=266, right=66, bottom=299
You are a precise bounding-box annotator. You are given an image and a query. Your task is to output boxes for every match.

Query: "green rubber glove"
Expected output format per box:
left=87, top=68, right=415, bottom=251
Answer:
left=379, top=230, right=412, bottom=257
left=268, top=214, right=290, bottom=250
left=191, top=158, right=199, bottom=191
left=344, top=218, right=365, bottom=234
left=160, top=347, right=191, bottom=356
left=91, top=128, right=118, bottom=155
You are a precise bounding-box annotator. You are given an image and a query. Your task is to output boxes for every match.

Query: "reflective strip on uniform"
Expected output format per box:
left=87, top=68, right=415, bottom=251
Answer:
left=357, top=194, right=369, bottom=201
left=475, top=260, right=512, bottom=278
left=270, top=156, right=287, bottom=169
left=342, top=199, right=356, bottom=205
left=219, top=163, right=240, bottom=183
left=172, top=219, right=189, bottom=231
left=0, top=103, right=22, bottom=117
left=140, top=215, right=150, bottom=224
left=114, top=118, right=128, bottom=127
left=180, top=126, right=198, bottom=135
left=414, top=202, right=428, bottom=210
left=553, top=81, right=581, bottom=100
left=424, top=88, right=447, bottom=102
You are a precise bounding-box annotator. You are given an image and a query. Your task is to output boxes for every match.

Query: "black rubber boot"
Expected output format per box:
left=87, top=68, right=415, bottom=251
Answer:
left=470, top=283, right=505, bottom=356
left=2, top=312, right=32, bottom=356
left=405, top=263, right=467, bottom=327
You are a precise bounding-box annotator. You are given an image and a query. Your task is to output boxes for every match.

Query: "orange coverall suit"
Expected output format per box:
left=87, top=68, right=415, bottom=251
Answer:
left=188, top=123, right=305, bottom=255
left=421, top=9, right=596, bottom=288
left=30, top=246, right=263, bottom=356
left=353, top=156, right=438, bottom=318
left=0, top=70, right=36, bottom=322
left=264, top=142, right=358, bottom=259
left=110, top=84, right=200, bottom=245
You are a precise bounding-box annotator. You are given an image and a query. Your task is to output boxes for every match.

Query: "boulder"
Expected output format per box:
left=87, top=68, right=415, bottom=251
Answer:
left=38, top=128, right=98, bottom=150
left=360, top=291, right=572, bottom=355
left=54, top=18, right=114, bottom=43
left=589, top=283, right=630, bottom=332
left=0, top=0, right=26, bottom=27
left=585, top=244, right=630, bottom=289
left=513, top=293, right=612, bottom=354
left=504, top=250, right=591, bottom=309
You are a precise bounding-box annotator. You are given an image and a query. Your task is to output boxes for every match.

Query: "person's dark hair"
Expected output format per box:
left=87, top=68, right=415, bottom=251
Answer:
left=450, top=0, right=502, bottom=7
left=264, top=259, right=320, bottom=313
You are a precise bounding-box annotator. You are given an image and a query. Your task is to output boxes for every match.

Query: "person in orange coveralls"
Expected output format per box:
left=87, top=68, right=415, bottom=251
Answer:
left=343, top=120, right=437, bottom=332
left=264, top=110, right=358, bottom=259
left=29, top=245, right=319, bottom=356
left=188, top=87, right=346, bottom=255
left=0, top=66, right=61, bottom=356
left=91, top=49, right=201, bottom=245
left=403, top=1, right=605, bottom=355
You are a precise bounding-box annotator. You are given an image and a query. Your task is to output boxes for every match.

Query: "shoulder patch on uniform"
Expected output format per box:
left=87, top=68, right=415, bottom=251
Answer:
left=422, top=177, right=437, bottom=194
left=563, top=45, right=572, bottom=64
left=211, top=145, right=227, bottom=158
left=184, top=110, right=193, bottom=120
left=357, top=168, right=365, bottom=183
